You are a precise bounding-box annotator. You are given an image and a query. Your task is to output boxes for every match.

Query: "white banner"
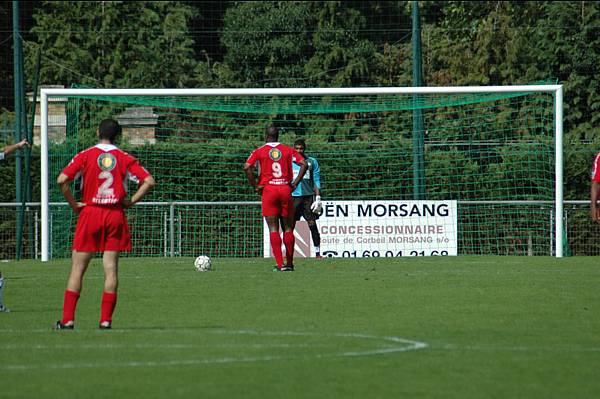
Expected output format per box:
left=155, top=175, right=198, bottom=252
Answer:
left=264, top=200, right=458, bottom=258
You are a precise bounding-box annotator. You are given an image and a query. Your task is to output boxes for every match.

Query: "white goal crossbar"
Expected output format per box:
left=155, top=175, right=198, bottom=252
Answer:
left=40, top=85, right=564, bottom=261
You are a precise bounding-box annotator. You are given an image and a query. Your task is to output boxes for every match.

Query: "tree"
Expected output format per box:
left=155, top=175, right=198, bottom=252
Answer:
left=304, top=1, right=378, bottom=86
left=219, top=1, right=383, bottom=88
left=527, top=2, right=600, bottom=135
left=527, top=2, right=600, bottom=200
left=27, top=1, right=197, bottom=88
left=421, top=1, right=538, bottom=85
left=219, top=1, right=313, bottom=87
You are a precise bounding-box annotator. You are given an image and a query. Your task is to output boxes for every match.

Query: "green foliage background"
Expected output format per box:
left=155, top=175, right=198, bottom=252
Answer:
left=2, top=1, right=600, bottom=256
left=2, top=1, right=598, bottom=200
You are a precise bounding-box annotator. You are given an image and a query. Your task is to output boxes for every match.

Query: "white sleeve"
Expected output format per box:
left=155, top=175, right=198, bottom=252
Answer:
left=0, top=152, right=5, bottom=161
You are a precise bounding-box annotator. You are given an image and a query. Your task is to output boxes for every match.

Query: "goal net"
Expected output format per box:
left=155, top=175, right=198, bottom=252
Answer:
left=39, top=86, right=563, bottom=260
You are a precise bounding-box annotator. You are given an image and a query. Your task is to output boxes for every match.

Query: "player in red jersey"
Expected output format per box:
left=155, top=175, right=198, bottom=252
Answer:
left=591, top=153, right=600, bottom=223
left=55, top=118, right=155, bottom=330
left=244, top=125, right=308, bottom=271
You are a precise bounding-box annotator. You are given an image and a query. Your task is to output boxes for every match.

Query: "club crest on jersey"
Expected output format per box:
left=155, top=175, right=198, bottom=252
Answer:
left=269, top=148, right=282, bottom=161
left=98, top=153, right=117, bottom=171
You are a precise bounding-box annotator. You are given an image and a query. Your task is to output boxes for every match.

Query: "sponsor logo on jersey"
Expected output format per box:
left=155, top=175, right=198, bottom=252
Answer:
left=269, top=148, right=282, bottom=161
left=98, top=153, right=117, bottom=171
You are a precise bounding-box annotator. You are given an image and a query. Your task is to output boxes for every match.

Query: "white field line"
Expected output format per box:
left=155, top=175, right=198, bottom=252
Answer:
left=434, top=343, right=600, bottom=353
left=0, top=329, right=427, bottom=371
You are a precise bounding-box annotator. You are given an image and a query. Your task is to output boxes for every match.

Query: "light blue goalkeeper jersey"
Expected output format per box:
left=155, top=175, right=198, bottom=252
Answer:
left=292, top=155, right=320, bottom=197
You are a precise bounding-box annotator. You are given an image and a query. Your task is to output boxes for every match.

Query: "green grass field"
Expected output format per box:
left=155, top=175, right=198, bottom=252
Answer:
left=1, top=256, right=599, bottom=398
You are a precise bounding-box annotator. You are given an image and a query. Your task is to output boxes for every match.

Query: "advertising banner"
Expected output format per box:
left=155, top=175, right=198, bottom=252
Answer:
left=264, top=200, right=457, bottom=258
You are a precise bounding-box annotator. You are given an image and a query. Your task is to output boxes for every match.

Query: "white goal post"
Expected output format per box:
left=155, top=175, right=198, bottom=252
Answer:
left=39, top=85, right=564, bottom=261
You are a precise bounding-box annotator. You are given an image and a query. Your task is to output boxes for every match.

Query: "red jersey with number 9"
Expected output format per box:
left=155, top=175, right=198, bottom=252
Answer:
left=61, top=144, right=150, bottom=206
left=246, top=142, right=304, bottom=186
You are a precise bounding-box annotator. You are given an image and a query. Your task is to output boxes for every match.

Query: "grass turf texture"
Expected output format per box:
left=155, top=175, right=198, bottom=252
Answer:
left=0, top=256, right=598, bottom=398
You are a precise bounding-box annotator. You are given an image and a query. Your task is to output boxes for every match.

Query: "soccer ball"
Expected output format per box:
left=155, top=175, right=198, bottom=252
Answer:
left=194, top=255, right=212, bottom=272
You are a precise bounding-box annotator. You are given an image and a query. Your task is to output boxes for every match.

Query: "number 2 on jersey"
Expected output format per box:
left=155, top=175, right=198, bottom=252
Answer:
left=97, top=171, right=115, bottom=197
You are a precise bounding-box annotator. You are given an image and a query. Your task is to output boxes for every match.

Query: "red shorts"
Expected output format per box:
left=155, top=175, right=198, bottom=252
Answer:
left=72, top=205, right=132, bottom=252
left=261, top=185, right=293, bottom=217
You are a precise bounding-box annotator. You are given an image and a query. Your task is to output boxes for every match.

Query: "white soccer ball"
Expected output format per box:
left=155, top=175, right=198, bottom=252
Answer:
left=194, top=255, right=212, bottom=272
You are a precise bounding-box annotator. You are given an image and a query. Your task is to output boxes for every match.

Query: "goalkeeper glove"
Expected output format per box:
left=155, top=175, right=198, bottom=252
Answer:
left=311, top=195, right=323, bottom=214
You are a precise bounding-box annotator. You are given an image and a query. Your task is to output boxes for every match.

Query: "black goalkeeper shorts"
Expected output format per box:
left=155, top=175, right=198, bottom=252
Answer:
left=292, top=195, right=320, bottom=222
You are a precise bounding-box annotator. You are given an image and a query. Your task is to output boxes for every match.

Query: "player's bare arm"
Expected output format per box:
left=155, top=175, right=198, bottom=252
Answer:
left=57, top=172, right=86, bottom=212
left=591, top=181, right=600, bottom=223
left=3, top=139, right=29, bottom=157
left=290, top=159, right=308, bottom=191
left=243, top=162, right=263, bottom=195
left=123, top=175, right=156, bottom=208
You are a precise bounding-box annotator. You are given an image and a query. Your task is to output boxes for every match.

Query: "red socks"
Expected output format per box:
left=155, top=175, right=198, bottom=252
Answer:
left=283, top=231, right=295, bottom=266
left=100, top=291, right=117, bottom=324
left=270, top=231, right=284, bottom=267
left=270, top=231, right=295, bottom=267
left=61, top=289, right=118, bottom=325
left=61, top=289, right=80, bottom=324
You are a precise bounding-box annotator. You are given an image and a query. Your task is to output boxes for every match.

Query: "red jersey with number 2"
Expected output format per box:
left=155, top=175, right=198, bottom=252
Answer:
left=62, top=144, right=150, bottom=206
left=246, top=142, right=304, bottom=186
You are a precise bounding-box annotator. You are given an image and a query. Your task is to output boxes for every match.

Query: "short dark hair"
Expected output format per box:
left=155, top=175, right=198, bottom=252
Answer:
left=294, top=138, right=306, bottom=148
left=266, top=125, right=279, bottom=141
left=98, top=118, right=122, bottom=143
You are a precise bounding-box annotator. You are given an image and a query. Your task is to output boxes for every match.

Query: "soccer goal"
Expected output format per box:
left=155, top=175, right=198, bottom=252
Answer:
left=39, top=85, right=563, bottom=261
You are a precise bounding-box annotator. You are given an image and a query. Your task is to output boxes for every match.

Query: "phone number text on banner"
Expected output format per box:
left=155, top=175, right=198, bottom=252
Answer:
left=318, top=200, right=457, bottom=257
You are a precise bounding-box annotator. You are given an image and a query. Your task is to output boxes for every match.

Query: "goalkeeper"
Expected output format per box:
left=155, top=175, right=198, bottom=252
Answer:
left=291, top=139, right=324, bottom=258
